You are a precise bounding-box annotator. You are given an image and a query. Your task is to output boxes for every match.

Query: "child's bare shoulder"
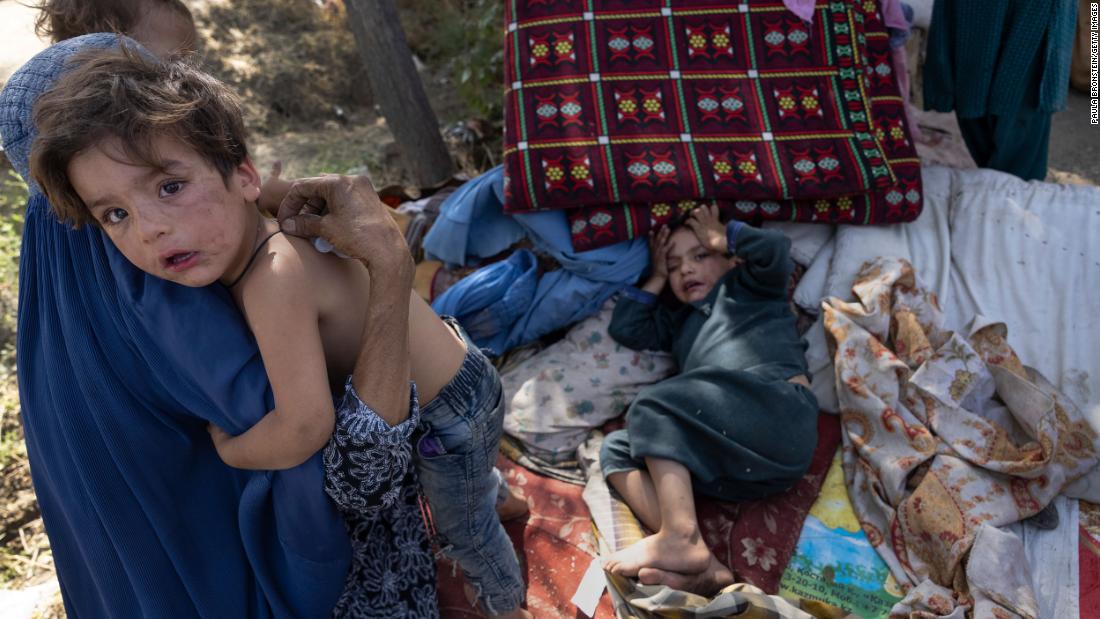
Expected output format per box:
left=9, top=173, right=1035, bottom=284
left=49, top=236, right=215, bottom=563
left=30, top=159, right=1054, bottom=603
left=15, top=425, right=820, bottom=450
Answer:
left=237, top=231, right=368, bottom=320
left=238, top=233, right=336, bottom=302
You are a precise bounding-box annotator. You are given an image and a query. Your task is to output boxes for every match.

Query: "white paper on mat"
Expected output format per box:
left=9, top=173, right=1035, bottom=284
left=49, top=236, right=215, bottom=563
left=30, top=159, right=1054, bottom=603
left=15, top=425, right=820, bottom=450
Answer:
left=571, top=558, right=607, bottom=618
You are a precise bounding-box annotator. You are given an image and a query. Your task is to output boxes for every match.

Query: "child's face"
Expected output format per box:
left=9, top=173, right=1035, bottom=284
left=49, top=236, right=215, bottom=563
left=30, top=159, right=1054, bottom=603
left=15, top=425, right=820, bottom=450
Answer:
left=665, top=227, right=730, bottom=304
left=67, top=135, right=262, bottom=288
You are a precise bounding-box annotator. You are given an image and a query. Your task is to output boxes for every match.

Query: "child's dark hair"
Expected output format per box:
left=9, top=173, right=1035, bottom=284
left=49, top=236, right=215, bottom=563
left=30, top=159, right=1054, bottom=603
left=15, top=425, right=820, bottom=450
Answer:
left=30, top=45, right=249, bottom=227
left=34, top=0, right=193, bottom=43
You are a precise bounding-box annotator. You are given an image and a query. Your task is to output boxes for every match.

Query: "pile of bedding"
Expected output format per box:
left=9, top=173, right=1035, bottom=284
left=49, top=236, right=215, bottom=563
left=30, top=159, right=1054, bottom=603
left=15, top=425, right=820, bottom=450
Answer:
left=484, top=164, right=1100, bottom=618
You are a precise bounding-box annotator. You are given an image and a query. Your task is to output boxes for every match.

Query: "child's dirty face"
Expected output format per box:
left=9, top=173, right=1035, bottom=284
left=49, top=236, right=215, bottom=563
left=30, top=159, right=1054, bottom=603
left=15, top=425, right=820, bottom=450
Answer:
left=665, top=227, right=729, bottom=304
left=67, top=135, right=261, bottom=287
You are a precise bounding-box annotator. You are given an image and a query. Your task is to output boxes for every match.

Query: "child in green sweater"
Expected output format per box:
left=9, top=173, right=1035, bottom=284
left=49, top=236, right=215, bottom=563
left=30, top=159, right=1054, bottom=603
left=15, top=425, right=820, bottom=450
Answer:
left=601, top=205, right=817, bottom=594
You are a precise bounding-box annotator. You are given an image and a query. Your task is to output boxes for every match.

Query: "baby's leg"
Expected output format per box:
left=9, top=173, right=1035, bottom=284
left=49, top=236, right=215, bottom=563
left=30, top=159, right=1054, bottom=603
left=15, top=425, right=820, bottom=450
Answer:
left=635, top=556, right=735, bottom=594
left=603, top=457, right=712, bottom=577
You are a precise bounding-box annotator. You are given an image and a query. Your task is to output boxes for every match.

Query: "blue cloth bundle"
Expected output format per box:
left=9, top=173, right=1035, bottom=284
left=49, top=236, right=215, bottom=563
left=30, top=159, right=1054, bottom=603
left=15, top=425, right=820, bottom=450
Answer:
left=426, top=166, right=648, bottom=355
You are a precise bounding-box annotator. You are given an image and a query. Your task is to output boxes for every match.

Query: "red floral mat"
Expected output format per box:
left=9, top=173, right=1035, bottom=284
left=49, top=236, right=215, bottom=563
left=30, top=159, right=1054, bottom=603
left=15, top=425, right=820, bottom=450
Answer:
left=435, top=413, right=839, bottom=615
left=435, top=456, right=615, bottom=618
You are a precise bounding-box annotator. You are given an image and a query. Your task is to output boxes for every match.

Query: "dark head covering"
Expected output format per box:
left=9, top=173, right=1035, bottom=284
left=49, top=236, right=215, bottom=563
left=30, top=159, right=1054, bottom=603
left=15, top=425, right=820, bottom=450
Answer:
left=0, top=34, right=349, bottom=617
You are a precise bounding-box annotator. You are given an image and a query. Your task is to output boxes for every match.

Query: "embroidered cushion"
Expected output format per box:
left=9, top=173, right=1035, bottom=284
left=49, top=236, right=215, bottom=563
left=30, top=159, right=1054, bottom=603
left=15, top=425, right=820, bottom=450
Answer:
left=501, top=0, right=922, bottom=250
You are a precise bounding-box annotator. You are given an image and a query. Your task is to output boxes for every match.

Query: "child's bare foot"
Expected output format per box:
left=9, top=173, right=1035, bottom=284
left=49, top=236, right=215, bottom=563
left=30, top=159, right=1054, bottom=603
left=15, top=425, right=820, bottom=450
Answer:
left=636, top=555, right=735, bottom=596
left=603, top=523, right=711, bottom=577
left=495, top=488, right=529, bottom=521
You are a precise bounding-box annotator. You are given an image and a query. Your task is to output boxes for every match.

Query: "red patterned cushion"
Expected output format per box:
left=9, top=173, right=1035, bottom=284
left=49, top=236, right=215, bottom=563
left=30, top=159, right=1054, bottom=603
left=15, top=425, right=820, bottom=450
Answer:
left=501, top=0, right=922, bottom=250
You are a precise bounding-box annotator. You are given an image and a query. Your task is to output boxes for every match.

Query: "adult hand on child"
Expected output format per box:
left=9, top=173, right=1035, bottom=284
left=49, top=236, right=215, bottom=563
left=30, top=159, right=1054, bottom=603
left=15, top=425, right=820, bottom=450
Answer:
left=276, top=174, right=414, bottom=282
left=279, top=174, right=414, bottom=427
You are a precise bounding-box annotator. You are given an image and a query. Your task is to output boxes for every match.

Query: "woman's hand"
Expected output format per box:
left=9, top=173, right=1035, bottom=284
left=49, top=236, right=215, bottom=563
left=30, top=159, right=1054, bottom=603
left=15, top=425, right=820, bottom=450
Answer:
left=683, top=204, right=726, bottom=254
left=277, top=174, right=415, bottom=426
left=276, top=174, right=413, bottom=283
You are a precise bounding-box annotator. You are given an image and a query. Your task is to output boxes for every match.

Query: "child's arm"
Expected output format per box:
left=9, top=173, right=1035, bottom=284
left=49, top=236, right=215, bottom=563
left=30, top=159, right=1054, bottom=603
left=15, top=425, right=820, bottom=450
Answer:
left=685, top=204, right=792, bottom=298
left=207, top=254, right=337, bottom=470
left=209, top=175, right=418, bottom=473
left=608, top=227, right=676, bottom=351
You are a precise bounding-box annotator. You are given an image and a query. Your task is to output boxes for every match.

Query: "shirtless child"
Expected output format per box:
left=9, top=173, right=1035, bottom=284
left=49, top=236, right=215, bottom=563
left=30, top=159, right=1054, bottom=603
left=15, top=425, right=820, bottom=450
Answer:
left=31, top=47, right=529, bottom=618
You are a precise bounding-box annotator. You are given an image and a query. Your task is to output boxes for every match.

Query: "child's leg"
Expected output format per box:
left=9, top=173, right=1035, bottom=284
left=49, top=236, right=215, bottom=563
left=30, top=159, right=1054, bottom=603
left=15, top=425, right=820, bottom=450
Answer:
left=603, top=457, right=711, bottom=577
left=600, top=430, right=735, bottom=594
left=415, top=320, right=528, bottom=618
left=606, top=468, right=661, bottom=531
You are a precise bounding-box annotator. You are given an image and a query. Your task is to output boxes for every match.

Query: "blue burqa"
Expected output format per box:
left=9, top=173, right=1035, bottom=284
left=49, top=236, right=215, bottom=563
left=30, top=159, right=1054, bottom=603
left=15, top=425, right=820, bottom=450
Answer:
left=0, top=35, right=350, bottom=617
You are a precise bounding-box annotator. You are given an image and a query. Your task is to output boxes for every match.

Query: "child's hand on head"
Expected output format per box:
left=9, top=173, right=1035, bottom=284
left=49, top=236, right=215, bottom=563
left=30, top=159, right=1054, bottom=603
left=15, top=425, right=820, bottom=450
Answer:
left=258, top=161, right=292, bottom=217
left=684, top=204, right=726, bottom=254
left=648, top=226, right=673, bottom=281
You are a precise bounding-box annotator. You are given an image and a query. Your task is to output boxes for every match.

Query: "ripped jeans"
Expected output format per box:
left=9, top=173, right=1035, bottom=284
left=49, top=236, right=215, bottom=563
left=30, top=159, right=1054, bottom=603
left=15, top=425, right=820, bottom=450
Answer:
left=415, top=318, right=526, bottom=615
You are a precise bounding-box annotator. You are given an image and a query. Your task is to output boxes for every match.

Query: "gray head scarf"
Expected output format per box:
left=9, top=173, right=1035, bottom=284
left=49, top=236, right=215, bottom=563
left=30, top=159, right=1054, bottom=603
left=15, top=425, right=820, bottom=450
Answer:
left=0, top=33, right=143, bottom=196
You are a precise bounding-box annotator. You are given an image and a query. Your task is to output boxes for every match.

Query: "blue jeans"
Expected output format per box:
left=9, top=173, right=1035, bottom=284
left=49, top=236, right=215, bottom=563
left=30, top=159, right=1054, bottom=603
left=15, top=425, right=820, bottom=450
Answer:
left=415, top=319, right=525, bottom=614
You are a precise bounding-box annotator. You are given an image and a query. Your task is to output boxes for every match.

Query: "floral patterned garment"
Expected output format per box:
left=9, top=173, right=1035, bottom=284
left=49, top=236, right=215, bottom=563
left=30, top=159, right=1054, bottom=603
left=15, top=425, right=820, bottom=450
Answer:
left=822, top=257, right=1099, bottom=617
left=324, top=381, right=439, bottom=618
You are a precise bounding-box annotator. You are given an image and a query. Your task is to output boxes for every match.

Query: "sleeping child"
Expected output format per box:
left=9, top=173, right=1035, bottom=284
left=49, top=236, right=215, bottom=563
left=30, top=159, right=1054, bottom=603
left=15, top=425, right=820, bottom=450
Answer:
left=600, top=205, right=818, bottom=594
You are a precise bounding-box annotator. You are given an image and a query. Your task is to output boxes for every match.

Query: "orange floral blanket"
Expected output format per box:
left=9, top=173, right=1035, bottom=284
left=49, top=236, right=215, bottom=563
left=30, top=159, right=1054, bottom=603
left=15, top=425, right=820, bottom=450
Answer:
left=822, top=258, right=1099, bottom=618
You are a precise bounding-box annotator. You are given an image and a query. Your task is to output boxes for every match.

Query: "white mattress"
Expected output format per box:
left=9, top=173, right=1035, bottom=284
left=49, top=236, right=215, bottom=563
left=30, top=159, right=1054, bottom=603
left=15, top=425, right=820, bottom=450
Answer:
left=793, top=165, right=1100, bottom=432
left=785, top=165, right=1100, bottom=619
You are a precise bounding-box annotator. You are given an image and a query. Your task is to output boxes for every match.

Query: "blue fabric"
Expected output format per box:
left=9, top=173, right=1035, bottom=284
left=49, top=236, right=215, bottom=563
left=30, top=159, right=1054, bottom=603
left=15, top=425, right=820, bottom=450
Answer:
left=888, top=4, right=913, bottom=48
left=425, top=166, right=649, bottom=354
left=422, top=166, right=526, bottom=267
left=507, top=210, right=649, bottom=349
left=726, top=220, right=746, bottom=251
left=2, top=35, right=350, bottom=618
left=431, top=249, right=538, bottom=353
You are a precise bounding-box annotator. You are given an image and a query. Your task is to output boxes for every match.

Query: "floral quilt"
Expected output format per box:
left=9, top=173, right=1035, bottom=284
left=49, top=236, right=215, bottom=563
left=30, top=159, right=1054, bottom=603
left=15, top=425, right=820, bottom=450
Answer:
left=822, top=257, right=1099, bottom=618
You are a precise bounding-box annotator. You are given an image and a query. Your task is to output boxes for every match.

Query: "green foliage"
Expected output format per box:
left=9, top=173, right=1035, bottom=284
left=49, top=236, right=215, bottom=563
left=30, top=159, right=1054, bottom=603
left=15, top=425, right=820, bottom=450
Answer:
left=401, top=0, right=505, bottom=122
left=0, top=169, right=25, bottom=363
left=0, top=167, right=25, bottom=469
